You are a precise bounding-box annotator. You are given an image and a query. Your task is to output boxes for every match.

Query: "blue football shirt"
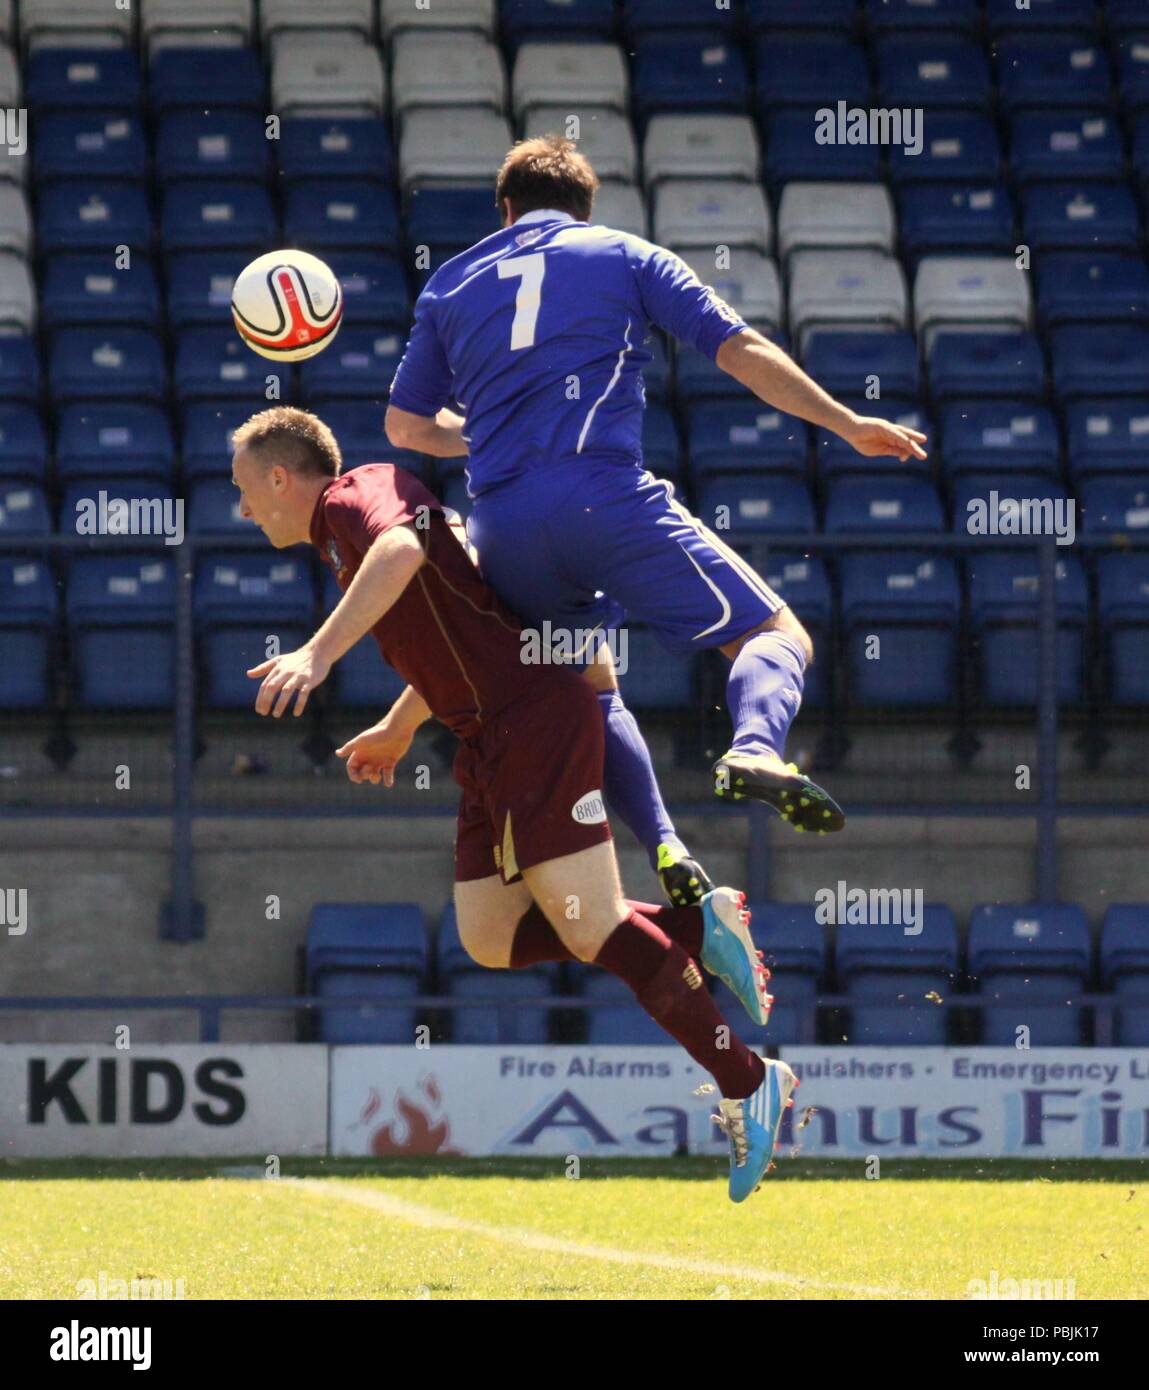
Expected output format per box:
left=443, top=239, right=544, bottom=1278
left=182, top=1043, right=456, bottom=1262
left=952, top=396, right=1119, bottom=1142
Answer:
left=388, top=209, right=749, bottom=495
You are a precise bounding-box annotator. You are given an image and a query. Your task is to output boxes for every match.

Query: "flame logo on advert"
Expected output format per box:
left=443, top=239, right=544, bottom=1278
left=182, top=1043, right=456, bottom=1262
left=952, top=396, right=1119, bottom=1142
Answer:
left=357, top=1075, right=462, bottom=1156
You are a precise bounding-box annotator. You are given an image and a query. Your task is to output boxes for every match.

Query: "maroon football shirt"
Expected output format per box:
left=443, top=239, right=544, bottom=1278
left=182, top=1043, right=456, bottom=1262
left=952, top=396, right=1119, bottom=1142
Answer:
left=310, top=464, right=550, bottom=738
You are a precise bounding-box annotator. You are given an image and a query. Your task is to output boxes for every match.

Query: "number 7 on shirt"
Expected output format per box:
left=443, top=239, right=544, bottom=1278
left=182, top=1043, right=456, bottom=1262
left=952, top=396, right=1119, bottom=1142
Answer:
left=498, top=253, right=546, bottom=350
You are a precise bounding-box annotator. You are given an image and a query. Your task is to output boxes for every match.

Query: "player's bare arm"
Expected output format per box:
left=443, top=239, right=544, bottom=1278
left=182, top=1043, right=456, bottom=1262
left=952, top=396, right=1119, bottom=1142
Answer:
left=715, top=327, right=929, bottom=463
left=385, top=404, right=469, bottom=457
left=248, top=525, right=426, bottom=718
left=336, top=685, right=433, bottom=786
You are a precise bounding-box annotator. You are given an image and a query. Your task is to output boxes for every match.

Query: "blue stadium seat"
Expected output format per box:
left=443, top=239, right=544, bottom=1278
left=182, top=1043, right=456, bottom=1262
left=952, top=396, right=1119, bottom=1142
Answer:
left=747, top=0, right=861, bottom=31
left=1036, top=254, right=1149, bottom=329
left=938, top=401, right=1060, bottom=479
left=0, top=483, right=51, bottom=537
left=641, top=402, right=680, bottom=479
left=1050, top=325, right=1149, bottom=398
left=195, top=551, right=316, bottom=708
left=623, top=0, right=737, bottom=36
left=65, top=554, right=176, bottom=709
left=875, top=36, right=991, bottom=111
left=37, top=182, right=151, bottom=254
left=181, top=402, right=255, bottom=482
left=48, top=329, right=167, bottom=405
left=695, top=475, right=816, bottom=535
left=41, top=255, right=161, bottom=330
left=966, top=549, right=1088, bottom=705
left=1096, top=553, right=1149, bottom=705
left=174, top=329, right=282, bottom=404
left=1117, top=34, right=1149, bottom=112
left=905, top=183, right=1011, bottom=261
left=888, top=114, right=1002, bottom=186
left=1066, top=399, right=1149, bottom=478
left=1079, top=478, right=1149, bottom=536
left=161, top=182, right=277, bottom=254
left=765, top=109, right=882, bottom=188
left=617, top=625, right=695, bottom=710
left=1022, top=183, right=1140, bottom=253
left=298, top=329, right=403, bottom=402
left=686, top=399, right=808, bottom=478
left=840, top=553, right=961, bottom=706
left=968, top=903, right=1091, bottom=1046
left=825, top=476, right=945, bottom=532
left=802, top=330, right=919, bottom=400
left=815, top=397, right=932, bottom=478
left=324, top=253, right=409, bottom=329
left=1099, top=904, right=1149, bottom=1045
left=33, top=113, right=147, bottom=182
left=754, top=36, right=869, bottom=111
left=747, top=902, right=825, bottom=1044
left=166, top=253, right=246, bottom=329
left=278, top=117, right=395, bottom=184
left=56, top=405, right=174, bottom=484
left=1110, top=0, right=1149, bottom=34
left=320, top=570, right=409, bottom=708
left=927, top=331, right=1046, bottom=401
left=437, top=907, right=554, bottom=1044
left=284, top=181, right=400, bottom=251
left=0, top=557, right=57, bottom=709
left=0, top=406, right=48, bottom=484
left=502, top=0, right=616, bottom=44
left=864, top=0, right=979, bottom=32
left=59, top=480, right=177, bottom=539
left=836, top=904, right=959, bottom=1045
left=583, top=969, right=674, bottom=1045
left=155, top=111, right=272, bottom=183
left=997, top=35, right=1112, bottom=114
left=986, top=0, right=1101, bottom=37
left=0, top=339, right=40, bottom=403
left=188, top=478, right=250, bottom=536
left=26, top=49, right=142, bottom=113
left=757, top=551, right=832, bottom=708
left=1130, top=112, right=1149, bottom=191
left=148, top=48, right=267, bottom=115
left=405, top=186, right=501, bottom=260
left=675, top=345, right=744, bottom=403
left=307, top=902, right=427, bottom=1046
left=314, top=401, right=393, bottom=470
left=633, top=34, right=748, bottom=121
left=1009, top=111, right=1124, bottom=184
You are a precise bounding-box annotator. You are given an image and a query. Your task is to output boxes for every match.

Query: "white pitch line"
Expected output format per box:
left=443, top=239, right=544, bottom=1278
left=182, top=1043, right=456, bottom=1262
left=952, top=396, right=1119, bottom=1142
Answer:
left=281, top=1177, right=927, bottom=1299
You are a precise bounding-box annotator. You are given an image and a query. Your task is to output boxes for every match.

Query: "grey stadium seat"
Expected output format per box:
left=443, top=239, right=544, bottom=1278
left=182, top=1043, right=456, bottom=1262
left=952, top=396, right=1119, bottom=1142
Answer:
left=913, top=256, right=1032, bottom=351
left=681, top=249, right=782, bottom=333
left=0, top=252, right=35, bottom=331
left=654, top=180, right=772, bottom=256
left=379, top=0, right=495, bottom=39
left=272, top=38, right=386, bottom=116
left=392, top=33, right=506, bottom=116
left=0, top=2, right=11, bottom=41
left=0, top=45, right=19, bottom=109
left=778, top=183, right=897, bottom=261
left=513, top=43, right=628, bottom=122
left=22, top=0, right=134, bottom=46
left=788, top=250, right=909, bottom=354
left=643, top=115, right=760, bottom=185
left=400, top=107, right=514, bottom=188
left=523, top=107, right=637, bottom=184
left=261, top=0, right=375, bottom=41
left=0, top=184, right=29, bottom=257
left=141, top=0, right=254, bottom=48
left=590, top=183, right=648, bottom=239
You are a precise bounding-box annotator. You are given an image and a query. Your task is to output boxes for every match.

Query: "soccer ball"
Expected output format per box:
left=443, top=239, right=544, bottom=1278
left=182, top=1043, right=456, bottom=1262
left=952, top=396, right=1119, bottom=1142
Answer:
left=231, top=249, right=343, bottom=361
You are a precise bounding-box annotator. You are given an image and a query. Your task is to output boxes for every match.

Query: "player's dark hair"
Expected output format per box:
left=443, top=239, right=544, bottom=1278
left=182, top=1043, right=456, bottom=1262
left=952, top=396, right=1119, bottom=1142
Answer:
left=495, top=135, right=599, bottom=224
left=232, top=407, right=342, bottom=478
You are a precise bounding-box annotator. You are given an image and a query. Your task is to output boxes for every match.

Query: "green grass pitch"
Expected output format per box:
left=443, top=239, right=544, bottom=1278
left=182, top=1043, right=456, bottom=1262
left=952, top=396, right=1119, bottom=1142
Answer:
left=1, top=1158, right=1145, bottom=1301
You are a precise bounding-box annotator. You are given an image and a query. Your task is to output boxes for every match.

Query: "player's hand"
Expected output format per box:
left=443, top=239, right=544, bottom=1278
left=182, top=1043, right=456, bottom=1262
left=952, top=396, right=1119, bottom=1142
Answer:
left=247, top=645, right=332, bottom=718
left=334, top=720, right=414, bottom=787
left=842, top=414, right=929, bottom=462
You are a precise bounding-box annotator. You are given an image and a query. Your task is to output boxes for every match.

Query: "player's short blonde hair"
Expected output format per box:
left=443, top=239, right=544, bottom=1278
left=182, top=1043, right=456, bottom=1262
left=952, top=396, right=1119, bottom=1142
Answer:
left=495, top=135, right=599, bottom=223
left=232, top=407, right=342, bottom=478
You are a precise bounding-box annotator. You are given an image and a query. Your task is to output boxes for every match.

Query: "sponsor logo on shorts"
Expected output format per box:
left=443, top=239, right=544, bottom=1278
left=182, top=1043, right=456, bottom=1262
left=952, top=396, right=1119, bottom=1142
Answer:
left=571, top=791, right=606, bottom=825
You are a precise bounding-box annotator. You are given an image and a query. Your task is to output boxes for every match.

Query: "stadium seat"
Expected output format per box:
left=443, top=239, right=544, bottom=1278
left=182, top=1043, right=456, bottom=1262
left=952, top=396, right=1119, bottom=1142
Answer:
left=1099, top=904, right=1149, bottom=1045
left=500, top=0, right=611, bottom=45
left=166, top=254, right=246, bottom=330
left=864, top=0, right=979, bottom=33
left=0, top=481, right=51, bottom=536
left=758, top=553, right=832, bottom=708
left=0, top=404, right=47, bottom=484
left=0, top=337, right=39, bottom=402
left=589, top=182, right=646, bottom=239
left=996, top=35, right=1112, bottom=114
left=155, top=111, right=271, bottom=183
left=174, top=329, right=280, bottom=405
left=25, top=49, right=141, bottom=112
left=322, top=252, right=409, bottom=329
left=0, top=183, right=29, bottom=257
left=48, top=329, right=167, bottom=405
left=140, top=0, right=255, bottom=50
left=188, top=477, right=252, bottom=536
left=582, top=968, right=674, bottom=1045
left=1009, top=111, right=1124, bottom=185
left=1116, top=33, right=1149, bottom=113
left=744, top=904, right=825, bottom=1043
left=312, top=402, right=392, bottom=470
left=939, top=401, right=1060, bottom=480
left=398, top=108, right=514, bottom=189
left=695, top=475, right=816, bottom=536
left=836, top=905, right=959, bottom=1044
left=297, top=329, right=403, bottom=402
left=776, top=182, right=894, bottom=263
left=319, top=571, right=408, bottom=708
left=21, top=0, right=135, bottom=46
left=0, top=254, right=36, bottom=333
left=1079, top=478, right=1149, bottom=536
left=521, top=107, right=636, bottom=183
left=66, top=554, right=177, bottom=709
left=968, top=903, right=1091, bottom=1046
left=966, top=549, right=1088, bottom=706
left=927, top=331, right=1046, bottom=402
left=653, top=181, right=771, bottom=256
left=678, top=248, right=781, bottom=332
left=615, top=624, right=695, bottom=710
left=1066, top=399, right=1149, bottom=478
left=437, top=907, right=554, bottom=1044
left=41, top=255, right=160, bottom=330
left=182, top=402, right=254, bottom=481
left=644, top=114, right=759, bottom=185
left=888, top=112, right=1002, bottom=188
left=391, top=33, right=505, bottom=116
left=59, top=479, right=177, bottom=541
left=37, top=182, right=151, bottom=254
left=633, top=34, right=748, bottom=122
left=746, top=0, right=860, bottom=31
left=0, top=556, right=57, bottom=709
left=622, top=0, right=737, bottom=37
left=33, top=112, right=147, bottom=182
left=195, top=552, right=315, bottom=708
left=1096, top=553, right=1149, bottom=705
left=789, top=250, right=908, bottom=353
left=511, top=42, right=628, bottom=121
left=825, top=477, right=945, bottom=534
left=56, top=404, right=174, bottom=484
left=271, top=34, right=386, bottom=118
left=260, top=0, right=374, bottom=42
left=685, top=400, right=809, bottom=479
left=985, top=0, right=1100, bottom=37
left=160, top=181, right=276, bottom=254
left=1022, top=183, right=1140, bottom=254
left=913, top=257, right=1033, bottom=350
left=307, top=902, right=426, bottom=1046
left=765, top=109, right=882, bottom=190
left=1036, top=254, right=1149, bottom=329
left=1109, top=0, right=1149, bottom=35
left=754, top=35, right=869, bottom=112
left=1050, top=324, right=1149, bottom=398
left=899, top=184, right=1014, bottom=264
left=875, top=35, right=992, bottom=112
left=277, top=116, right=393, bottom=184
left=816, top=397, right=931, bottom=478
left=283, top=180, right=400, bottom=251
left=148, top=47, right=266, bottom=113
left=802, top=330, right=919, bottom=400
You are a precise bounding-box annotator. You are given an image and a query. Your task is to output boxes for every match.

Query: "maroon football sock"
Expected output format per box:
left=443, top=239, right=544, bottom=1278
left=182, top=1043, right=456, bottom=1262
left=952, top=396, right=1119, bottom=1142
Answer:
left=625, top=900, right=704, bottom=958
left=509, top=900, right=705, bottom=967
left=595, top=909, right=764, bottom=1100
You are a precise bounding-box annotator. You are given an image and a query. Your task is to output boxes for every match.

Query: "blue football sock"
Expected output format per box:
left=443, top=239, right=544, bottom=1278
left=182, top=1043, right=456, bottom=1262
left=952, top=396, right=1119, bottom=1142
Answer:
left=726, top=631, right=808, bottom=761
left=597, top=690, right=684, bottom=870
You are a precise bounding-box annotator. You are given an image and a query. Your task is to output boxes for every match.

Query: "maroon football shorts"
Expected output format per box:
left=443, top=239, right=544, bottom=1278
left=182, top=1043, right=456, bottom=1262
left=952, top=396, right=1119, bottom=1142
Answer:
left=453, top=671, right=612, bottom=884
